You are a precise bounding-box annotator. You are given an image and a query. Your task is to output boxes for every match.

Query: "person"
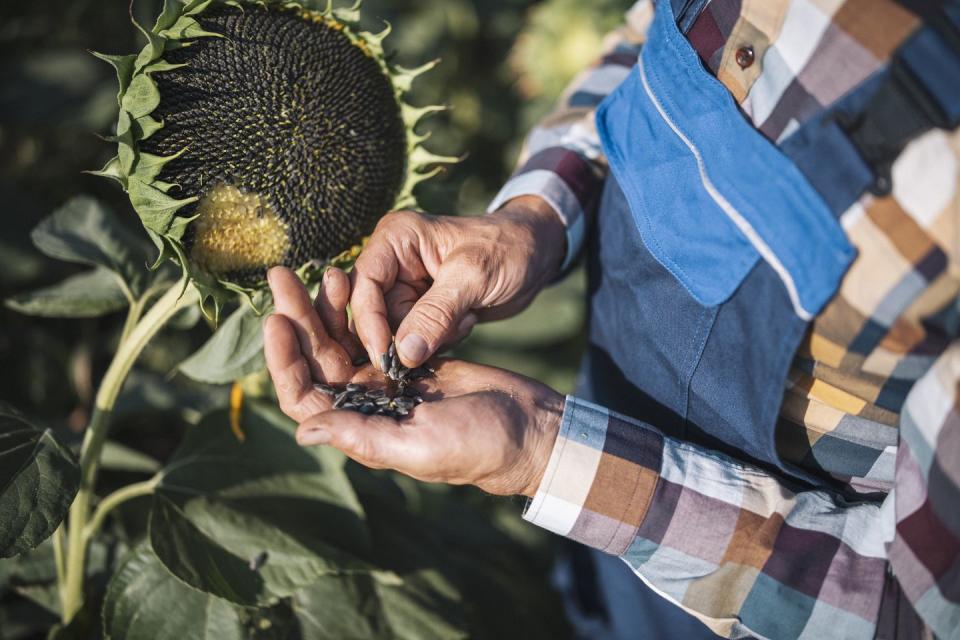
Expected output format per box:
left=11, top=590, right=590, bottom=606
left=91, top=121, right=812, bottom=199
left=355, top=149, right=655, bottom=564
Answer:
left=263, top=0, right=960, bottom=637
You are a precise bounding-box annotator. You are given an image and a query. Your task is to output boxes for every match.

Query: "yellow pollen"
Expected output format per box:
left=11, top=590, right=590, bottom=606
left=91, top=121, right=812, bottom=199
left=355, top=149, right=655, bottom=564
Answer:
left=189, top=184, right=289, bottom=276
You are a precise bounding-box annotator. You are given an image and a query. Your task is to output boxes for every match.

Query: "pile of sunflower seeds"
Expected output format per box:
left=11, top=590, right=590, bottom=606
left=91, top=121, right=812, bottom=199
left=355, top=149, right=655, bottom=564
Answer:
left=313, top=340, right=434, bottom=419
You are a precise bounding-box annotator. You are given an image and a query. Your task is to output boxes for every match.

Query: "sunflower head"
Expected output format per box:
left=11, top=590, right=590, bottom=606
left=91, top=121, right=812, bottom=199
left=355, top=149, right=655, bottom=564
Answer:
left=93, top=0, right=454, bottom=315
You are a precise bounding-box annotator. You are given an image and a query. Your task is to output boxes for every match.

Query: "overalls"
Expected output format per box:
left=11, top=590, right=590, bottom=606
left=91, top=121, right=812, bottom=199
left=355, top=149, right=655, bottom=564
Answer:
left=563, top=1, right=960, bottom=636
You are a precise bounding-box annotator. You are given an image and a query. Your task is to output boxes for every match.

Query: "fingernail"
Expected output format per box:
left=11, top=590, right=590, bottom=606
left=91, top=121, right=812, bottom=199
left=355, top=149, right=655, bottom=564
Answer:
left=458, top=312, right=478, bottom=334
left=298, top=428, right=332, bottom=446
left=398, top=333, right=428, bottom=364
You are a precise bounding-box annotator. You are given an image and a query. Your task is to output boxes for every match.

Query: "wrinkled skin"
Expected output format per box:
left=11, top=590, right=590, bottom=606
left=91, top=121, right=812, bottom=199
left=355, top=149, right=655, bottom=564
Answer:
left=349, top=196, right=567, bottom=368
left=264, top=266, right=563, bottom=497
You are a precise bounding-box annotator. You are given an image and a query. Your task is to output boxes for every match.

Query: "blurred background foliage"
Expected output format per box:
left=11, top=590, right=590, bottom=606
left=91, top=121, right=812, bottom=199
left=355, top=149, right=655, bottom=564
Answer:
left=0, top=0, right=628, bottom=635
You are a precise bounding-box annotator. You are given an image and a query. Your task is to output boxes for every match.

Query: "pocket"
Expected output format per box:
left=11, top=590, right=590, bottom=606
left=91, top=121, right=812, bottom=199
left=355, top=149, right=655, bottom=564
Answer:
left=597, top=67, right=761, bottom=308
left=595, top=0, right=855, bottom=318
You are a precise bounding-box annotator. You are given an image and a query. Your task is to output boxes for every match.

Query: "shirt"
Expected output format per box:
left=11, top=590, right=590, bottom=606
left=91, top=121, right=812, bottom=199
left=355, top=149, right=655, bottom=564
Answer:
left=487, top=1, right=960, bottom=638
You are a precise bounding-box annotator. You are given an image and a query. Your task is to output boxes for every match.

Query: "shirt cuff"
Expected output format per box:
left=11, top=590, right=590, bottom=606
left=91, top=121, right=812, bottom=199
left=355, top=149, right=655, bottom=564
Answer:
left=487, top=148, right=603, bottom=274
left=523, top=396, right=664, bottom=555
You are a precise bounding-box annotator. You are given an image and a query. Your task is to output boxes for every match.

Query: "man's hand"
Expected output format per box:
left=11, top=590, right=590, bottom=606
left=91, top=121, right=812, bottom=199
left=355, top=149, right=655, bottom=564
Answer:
left=350, top=196, right=566, bottom=369
left=264, top=266, right=563, bottom=497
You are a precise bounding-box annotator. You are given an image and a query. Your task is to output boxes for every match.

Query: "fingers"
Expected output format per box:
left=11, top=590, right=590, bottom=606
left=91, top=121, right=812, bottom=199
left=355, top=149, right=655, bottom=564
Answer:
left=296, top=410, right=411, bottom=471
left=384, top=281, right=427, bottom=329
left=315, top=267, right=364, bottom=361
left=351, top=275, right=393, bottom=369
left=351, top=211, right=438, bottom=371
left=268, top=267, right=352, bottom=383
left=395, top=258, right=483, bottom=367
left=263, top=314, right=331, bottom=422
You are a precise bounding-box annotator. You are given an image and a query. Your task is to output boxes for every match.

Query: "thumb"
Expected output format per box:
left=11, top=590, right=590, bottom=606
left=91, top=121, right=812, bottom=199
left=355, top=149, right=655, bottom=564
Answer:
left=395, top=260, right=482, bottom=367
left=296, top=410, right=409, bottom=470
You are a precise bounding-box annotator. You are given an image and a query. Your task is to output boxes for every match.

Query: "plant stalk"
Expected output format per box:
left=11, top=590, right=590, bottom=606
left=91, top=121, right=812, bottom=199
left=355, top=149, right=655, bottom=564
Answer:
left=52, top=523, right=67, bottom=610
left=61, top=280, right=198, bottom=622
left=82, top=475, right=160, bottom=543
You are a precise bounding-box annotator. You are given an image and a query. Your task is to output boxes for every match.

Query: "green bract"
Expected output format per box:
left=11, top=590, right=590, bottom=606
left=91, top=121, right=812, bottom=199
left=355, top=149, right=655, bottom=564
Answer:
left=93, top=0, right=454, bottom=317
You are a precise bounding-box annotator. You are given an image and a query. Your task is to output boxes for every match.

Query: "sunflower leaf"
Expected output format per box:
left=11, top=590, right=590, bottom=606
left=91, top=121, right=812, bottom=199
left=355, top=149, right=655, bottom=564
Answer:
left=178, top=302, right=266, bottom=384
left=148, top=401, right=373, bottom=606
left=5, top=267, right=129, bottom=317
left=102, top=545, right=246, bottom=640
left=30, top=196, right=153, bottom=296
left=0, top=402, right=79, bottom=558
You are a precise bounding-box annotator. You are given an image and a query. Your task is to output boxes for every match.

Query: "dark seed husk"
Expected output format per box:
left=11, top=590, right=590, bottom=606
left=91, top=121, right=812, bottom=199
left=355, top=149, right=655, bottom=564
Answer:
left=346, top=383, right=365, bottom=392
left=333, top=391, right=350, bottom=408
left=313, top=383, right=336, bottom=396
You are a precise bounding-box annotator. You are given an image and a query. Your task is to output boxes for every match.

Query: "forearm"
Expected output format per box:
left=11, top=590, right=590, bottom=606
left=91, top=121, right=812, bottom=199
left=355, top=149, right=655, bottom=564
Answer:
left=488, top=7, right=646, bottom=273
left=525, top=396, right=891, bottom=639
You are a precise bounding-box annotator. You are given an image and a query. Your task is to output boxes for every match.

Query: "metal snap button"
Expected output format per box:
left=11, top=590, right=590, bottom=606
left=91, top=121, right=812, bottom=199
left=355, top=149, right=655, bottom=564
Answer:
left=735, top=45, right=755, bottom=69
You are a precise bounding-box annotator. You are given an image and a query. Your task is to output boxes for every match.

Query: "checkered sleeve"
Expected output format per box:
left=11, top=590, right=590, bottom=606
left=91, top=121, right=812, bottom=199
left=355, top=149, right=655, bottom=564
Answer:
left=525, top=395, right=917, bottom=639
left=887, top=342, right=960, bottom=639
left=486, top=3, right=651, bottom=273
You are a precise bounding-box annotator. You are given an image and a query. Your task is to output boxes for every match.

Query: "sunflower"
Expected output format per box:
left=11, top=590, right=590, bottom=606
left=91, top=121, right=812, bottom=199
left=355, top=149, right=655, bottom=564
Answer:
left=93, top=0, right=453, bottom=314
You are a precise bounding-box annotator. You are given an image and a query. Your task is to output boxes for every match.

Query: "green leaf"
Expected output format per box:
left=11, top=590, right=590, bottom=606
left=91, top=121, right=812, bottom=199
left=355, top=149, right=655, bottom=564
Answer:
left=100, top=441, right=161, bottom=474
left=0, top=403, right=79, bottom=558
left=5, top=268, right=129, bottom=318
left=178, top=303, right=266, bottom=384
left=126, top=176, right=198, bottom=237
left=294, top=572, right=466, bottom=640
left=30, top=196, right=152, bottom=296
left=149, top=401, right=372, bottom=606
left=120, top=72, right=160, bottom=120
left=90, top=52, right=137, bottom=108
left=102, top=545, right=245, bottom=640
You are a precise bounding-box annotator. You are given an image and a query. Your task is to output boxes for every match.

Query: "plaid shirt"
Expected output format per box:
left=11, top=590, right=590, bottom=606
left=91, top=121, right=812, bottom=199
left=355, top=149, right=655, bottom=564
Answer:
left=489, top=1, right=960, bottom=638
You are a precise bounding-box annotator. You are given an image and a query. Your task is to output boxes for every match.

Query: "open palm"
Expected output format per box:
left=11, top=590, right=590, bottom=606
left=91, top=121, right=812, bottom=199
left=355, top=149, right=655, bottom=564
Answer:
left=264, top=267, right=563, bottom=496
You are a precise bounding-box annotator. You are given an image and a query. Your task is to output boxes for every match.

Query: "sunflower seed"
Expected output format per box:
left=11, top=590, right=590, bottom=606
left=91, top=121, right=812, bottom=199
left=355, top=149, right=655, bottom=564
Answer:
left=346, top=383, right=365, bottom=392
left=313, top=383, right=336, bottom=396
left=333, top=391, right=350, bottom=408
left=379, top=353, right=390, bottom=373
left=248, top=551, right=269, bottom=571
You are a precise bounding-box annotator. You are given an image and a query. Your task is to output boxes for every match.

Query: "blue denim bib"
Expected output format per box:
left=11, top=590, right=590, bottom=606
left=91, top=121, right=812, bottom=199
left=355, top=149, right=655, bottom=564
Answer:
left=578, top=0, right=856, bottom=480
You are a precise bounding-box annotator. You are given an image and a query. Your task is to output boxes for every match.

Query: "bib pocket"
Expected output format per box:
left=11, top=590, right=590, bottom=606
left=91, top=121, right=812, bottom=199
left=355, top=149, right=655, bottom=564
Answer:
left=595, top=0, right=855, bottom=319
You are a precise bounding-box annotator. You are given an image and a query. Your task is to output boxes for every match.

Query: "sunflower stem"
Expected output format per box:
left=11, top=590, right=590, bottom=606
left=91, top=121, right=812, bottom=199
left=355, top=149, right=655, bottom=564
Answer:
left=52, top=523, right=67, bottom=610
left=61, top=280, right=198, bottom=622
left=82, top=475, right=160, bottom=543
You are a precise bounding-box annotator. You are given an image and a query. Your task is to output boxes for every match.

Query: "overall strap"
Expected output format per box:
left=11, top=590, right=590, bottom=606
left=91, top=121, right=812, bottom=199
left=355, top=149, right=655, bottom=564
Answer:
left=782, top=5, right=960, bottom=216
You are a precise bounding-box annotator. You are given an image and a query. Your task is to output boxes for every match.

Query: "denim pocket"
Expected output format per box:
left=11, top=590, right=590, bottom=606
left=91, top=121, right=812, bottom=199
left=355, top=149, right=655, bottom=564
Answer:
left=595, top=0, right=855, bottom=319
